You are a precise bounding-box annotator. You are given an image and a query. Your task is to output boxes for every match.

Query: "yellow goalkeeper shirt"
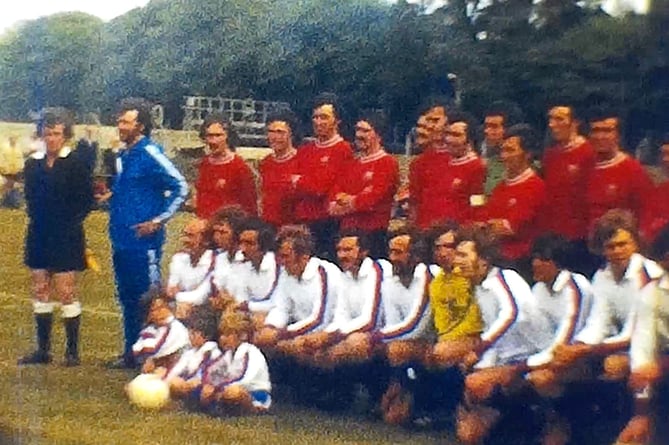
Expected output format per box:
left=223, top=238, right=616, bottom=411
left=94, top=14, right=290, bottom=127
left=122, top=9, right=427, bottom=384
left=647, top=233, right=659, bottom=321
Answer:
left=429, top=270, right=483, bottom=341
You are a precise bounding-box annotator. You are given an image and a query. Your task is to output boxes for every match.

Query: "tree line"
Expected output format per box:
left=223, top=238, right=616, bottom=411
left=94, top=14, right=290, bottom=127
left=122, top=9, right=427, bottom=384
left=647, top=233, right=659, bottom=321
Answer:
left=0, top=0, right=667, bottom=150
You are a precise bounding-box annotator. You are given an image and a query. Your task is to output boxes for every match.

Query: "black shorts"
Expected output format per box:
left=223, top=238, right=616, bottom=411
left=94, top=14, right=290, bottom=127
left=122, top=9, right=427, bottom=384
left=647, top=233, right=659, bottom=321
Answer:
left=24, top=223, right=86, bottom=272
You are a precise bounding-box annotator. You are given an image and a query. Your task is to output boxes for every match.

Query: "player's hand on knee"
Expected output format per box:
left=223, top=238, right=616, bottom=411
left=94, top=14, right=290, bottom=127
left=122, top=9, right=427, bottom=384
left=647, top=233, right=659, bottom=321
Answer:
left=602, top=354, right=630, bottom=381
left=254, top=327, right=280, bottom=347
left=552, top=343, right=592, bottom=369
left=461, top=351, right=480, bottom=372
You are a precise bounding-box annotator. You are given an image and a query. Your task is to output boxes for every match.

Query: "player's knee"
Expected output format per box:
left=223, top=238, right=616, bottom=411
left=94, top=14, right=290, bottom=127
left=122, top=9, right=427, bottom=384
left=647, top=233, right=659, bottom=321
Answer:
left=387, top=341, right=414, bottom=366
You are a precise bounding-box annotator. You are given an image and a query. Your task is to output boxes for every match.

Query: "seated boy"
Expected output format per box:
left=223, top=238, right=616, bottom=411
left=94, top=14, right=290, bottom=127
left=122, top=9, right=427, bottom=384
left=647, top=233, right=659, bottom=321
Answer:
left=201, top=310, right=272, bottom=414
left=132, top=291, right=191, bottom=375
left=168, top=306, right=222, bottom=401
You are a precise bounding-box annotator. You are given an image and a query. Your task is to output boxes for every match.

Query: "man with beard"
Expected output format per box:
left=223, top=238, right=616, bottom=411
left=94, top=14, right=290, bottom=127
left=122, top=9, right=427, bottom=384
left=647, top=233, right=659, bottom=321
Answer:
left=328, top=111, right=399, bottom=258
left=102, top=98, right=188, bottom=369
left=291, top=93, right=353, bottom=260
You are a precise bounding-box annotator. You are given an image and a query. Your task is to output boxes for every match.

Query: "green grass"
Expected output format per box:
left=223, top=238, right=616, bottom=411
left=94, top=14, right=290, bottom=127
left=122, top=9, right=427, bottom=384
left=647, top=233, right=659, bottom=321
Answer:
left=0, top=209, right=451, bottom=445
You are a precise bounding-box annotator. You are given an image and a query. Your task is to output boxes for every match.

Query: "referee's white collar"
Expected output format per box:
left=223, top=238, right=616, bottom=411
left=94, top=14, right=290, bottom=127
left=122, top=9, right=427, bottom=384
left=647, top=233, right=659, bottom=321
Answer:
left=30, top=146, right=71, bottom=160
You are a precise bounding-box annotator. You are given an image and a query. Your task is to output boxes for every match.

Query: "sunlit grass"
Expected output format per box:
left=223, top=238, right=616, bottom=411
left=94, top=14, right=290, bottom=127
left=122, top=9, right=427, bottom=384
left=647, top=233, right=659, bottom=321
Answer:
left=0, top=209, right=446, bottom=444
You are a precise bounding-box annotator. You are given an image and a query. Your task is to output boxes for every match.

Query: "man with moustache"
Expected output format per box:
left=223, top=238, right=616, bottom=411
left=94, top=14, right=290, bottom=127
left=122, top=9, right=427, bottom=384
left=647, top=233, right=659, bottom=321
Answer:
left=291, top=93, right=353, bottom=260
left=328, top=110, right=399, bottom=258
left=101, top=98, right=188, bottom=369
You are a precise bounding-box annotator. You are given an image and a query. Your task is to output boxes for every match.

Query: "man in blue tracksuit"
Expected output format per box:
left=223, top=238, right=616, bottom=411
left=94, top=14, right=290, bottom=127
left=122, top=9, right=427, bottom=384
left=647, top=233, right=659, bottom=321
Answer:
left=100, top=98, right=188, bottom=369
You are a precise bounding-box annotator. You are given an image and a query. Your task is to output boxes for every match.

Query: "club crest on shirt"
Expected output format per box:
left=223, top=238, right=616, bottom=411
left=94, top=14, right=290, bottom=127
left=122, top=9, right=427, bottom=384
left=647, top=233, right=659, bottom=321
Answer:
left=320, top=156, right=330, bottom=163
left=452, top=178, right=462, bottom=188
left=606, top=183, right=618, bottom=196
left=568, top=164, right=579, bottom=174
left=364, top=171, right=374, bottom=181
left=508, top=198, right=517, bottom=207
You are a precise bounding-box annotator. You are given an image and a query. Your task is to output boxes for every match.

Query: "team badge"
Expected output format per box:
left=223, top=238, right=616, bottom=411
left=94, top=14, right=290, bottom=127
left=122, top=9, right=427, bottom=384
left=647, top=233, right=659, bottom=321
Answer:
left=606, top=184, right=617, bottom=196
left=364, top=171, right=374, bottom=181
left=320, top=156, right=330, bottom=163
left=568, top=164, right=579, bottom=174
left=508, top=198, right=517, bottom=207
left=452, top=178, right=462, bottom=188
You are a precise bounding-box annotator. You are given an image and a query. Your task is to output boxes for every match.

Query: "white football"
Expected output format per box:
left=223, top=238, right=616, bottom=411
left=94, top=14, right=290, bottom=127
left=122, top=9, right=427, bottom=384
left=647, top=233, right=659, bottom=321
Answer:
left=127, top=373, right=170, bottom=410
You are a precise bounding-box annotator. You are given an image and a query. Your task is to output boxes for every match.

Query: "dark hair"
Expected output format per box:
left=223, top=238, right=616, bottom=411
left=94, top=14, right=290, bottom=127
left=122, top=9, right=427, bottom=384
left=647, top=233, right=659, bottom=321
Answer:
left=587, top=106, right=623, bottom=127
left=138, top=285, right=168, bottom=321
left=388, top=227, right=428, bottom=263
left=455, top=224, right=500, bottom=264
left=208, top=205, right=248, bottom=247
left=337, top=229, right=371, bottom=254
left=43, top=108, right=74, bottom=140
left=199, top=112, right=239, bottom=150
left=184, top=305, right=219, bottom=341
left=484, top=102, right=509, bottom=124
left=589, top=209, right=639, bottom=255
left=118, top=98, right=153, bottom=137
left=276, top=224, right=314, bottom=257
left=313, top=92, right=342, bottom=120
left=547, top=102, right=579, bottom=122
left=651, top=223, right=669, bottom=261
left=505, top=123, right=541, bottom=158
left=448, top=110, right=477, bottom=146
left=427, top=220, right=460, bottom=259
left=240, top=217, right=276, bottom=253
left=357, top=109, right=388, bottom=143
left=661, top=133, right=669, bottom=146
left=267, top=109, right=301, bottom=146
left=417, top=95, right=451, bottom=119
left=531, top=233, right=570, bottom=269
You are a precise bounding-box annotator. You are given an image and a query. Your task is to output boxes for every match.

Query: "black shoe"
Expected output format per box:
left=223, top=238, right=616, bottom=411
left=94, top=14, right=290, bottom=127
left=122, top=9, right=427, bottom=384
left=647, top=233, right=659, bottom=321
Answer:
left=104, top=355, right=138, bottom=370
left=64, top=354, right=80, bottom=367
left=18, top=350, right=52, bottom=365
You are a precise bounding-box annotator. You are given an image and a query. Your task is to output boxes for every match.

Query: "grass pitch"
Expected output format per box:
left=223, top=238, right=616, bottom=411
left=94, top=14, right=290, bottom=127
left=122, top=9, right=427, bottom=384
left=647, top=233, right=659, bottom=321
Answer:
left=0, top=209, right=450, bottom=445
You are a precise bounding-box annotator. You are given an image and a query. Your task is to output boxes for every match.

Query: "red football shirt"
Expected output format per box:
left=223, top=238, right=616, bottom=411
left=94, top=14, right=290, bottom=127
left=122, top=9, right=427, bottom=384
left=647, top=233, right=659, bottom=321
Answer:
left=409, top=148, right=453, bottom=229
left=259, top=150, right=300, bottom=227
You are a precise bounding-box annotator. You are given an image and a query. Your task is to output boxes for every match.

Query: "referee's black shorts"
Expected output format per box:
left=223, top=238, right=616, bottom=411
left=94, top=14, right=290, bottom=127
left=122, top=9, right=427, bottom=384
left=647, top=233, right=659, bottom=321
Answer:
left=24, top=223, right=86, bottom=272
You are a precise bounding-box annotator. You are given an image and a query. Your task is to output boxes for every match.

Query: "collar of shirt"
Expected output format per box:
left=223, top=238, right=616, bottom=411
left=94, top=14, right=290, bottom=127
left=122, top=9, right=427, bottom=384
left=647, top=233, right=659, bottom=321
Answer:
left=315, top=134, right=344, bottom=148
left=561, top=135, right=587, bottom=152
left=300, top=257, right=323, bottom=281
left=602, top=253, right=645, bottom=282
left=207, top=152, right=235, bottom=165
left=595, top=151, right=626, bottom=169
left=257, top=251, right=276, bottom=272
left=392, top=262, right=428, bottom=284
left=30, top=146, right=72, bottom=160
left=480, top=266, right=501, bottom=291
left=551, top=269, right=573, bottom=294
left=359, top=150, right=387, bottom=163
left=504, top=167, right=535, bottom=185
left=345, top=257, right=374, bottom=280
left=449, top=150, right=478, bottom=166
left=273, top=149, right=297, bottom=163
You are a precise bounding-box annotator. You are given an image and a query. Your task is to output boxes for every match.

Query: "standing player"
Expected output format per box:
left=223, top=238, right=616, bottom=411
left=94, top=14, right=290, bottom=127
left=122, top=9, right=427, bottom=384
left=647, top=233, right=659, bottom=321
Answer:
left=643, top=136, right=669, bottom=243
left=19, top=110, right=94, bottom=366
left=479, top=124, right=546, bottom=280
left=585, top=109, right=653, bottom=235
left=408, top=98, right=453, bottom=229
left=328, top=111, right=399, bottom=258
left=479, top=105, right=509, bottom=195
left=195, top=113, right=257, bottom=218
left=540, top=104, right=596, bottom=275
left=441, top=112, right=486, bottom=224
left=259, top=110, right=301, bottom=228
left=103, top=98, right=188, bottom=369
left=292, top=93, right=353, bottom=260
